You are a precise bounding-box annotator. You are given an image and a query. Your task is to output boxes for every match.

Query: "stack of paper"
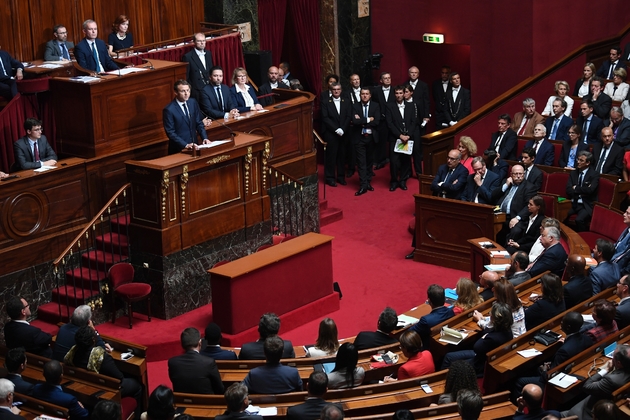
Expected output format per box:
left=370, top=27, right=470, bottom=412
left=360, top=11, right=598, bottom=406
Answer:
left=548, top=373, right=579, bottom=388
left=397, top=314, right=419, bottom=328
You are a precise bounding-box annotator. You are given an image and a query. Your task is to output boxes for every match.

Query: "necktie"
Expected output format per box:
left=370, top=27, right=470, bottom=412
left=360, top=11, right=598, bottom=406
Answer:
left=91, top=42, right=102, bottom=72
left=550, top=118, right=560, bottom=140
left=578, top=171, right=584, bottom=186
left=518, top=116, right=529, bottom=136
left=501, top=185, right=517, bottom=213
left=533, top=141, right=540, bottom=152
left=0, top=57, right=7, bottom=76
left=609, top=64, right=615, bottom=80
left=215, top=86, right=224, bottom=111
left=362, top=104, right=368, bottom=134
left=613, top=86, right=618, bottom=97
left=596, top=147, right=608, bottom=173
left=61, top=43, right=70, bottom=60
left=183, top=102, right=190, bottom=120
left=583, top=118, right=591, bottom=144
left=495, top=133, right=504, bottom=151
left=617, top=229, right=630, bottom=249
left=34, top=141, right=40, bottom=161
left=443, top=169, right=453, bottom=183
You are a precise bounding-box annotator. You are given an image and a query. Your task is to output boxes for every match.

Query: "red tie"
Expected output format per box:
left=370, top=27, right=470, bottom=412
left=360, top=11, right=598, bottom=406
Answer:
left=34, top=142, right=40, bottom=161
left=518, top=116, right=529, bottom=136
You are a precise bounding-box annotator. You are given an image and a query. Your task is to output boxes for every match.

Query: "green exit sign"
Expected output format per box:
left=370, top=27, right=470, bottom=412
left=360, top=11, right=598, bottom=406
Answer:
left=423, top=33, right=444, bottom=44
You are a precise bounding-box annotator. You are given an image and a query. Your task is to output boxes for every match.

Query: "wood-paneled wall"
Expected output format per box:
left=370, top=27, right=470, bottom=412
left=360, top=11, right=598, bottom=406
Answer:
left=0, top=0, right=204, bottom=61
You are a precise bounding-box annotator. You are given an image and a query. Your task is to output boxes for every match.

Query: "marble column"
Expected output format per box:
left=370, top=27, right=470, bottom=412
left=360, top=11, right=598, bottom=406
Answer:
left=337, top=0, right=372, bottom=89
left=205, top=0, right=260, bottom=52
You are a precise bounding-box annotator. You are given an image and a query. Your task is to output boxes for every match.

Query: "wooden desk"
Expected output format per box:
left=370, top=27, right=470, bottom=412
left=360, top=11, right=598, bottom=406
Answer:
left=412, top=194, right=505, bottom=271
left=468, top=237, right=510, bottom=281
left=23, top=60, right=75, bottom=78
left=209, top=232, right=338, bottom=336
left=50, top=59, right=187, bottom=158
left=0, top=157, right=90, bottom=276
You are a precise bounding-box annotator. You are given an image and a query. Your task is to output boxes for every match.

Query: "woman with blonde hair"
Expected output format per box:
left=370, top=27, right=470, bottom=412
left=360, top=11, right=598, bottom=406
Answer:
left=574, top=63, right=596, bottom=97
left=457, top=136, right=477, bottom=174
left=452, top=278, right=484, bottom=315
left=542, top=81, right=574, bottom=117
left=305, top=318, right=339, bottom=357
left=604, top=68, right=629, bottom=101
left=229, top=67, right=264, bottom=113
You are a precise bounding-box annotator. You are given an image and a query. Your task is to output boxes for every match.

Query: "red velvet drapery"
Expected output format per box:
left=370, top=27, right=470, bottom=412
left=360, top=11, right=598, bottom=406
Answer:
left=258, top=0, right=288, bottom=64
left=288, top=0, right=321, bottom=96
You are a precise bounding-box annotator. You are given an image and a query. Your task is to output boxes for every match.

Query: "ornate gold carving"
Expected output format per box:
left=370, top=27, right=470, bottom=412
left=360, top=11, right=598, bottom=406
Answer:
left=161, top=170, right=169, bottom=222
left=262, top=141, right=270, bottom=189
left=245, top=147, right=253, bottom=195
left=207, top=155, right=231, bottom=165
left=180, top=165, right=188, bottom=215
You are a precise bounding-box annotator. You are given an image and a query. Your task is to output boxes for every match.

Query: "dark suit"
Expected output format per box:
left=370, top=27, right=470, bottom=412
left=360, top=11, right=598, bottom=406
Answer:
left=527, top=243, right=568, bottom=278
left=53, top=322, right=105, bottom=361
left=229, top=84, right=261, bottom=113
left=489, top=158, right=509, bottom=183
left=411, top=306, right=454, bottom=350
left=168, top=350, right=225, bottom=394
left=592, top=142, right=624, bottom=176
left=605, top=116, right=630, bottom=147
left=74, top=38, right=119, bottom=72
left=3, top=321, right=52, bottom=357
left=576, top=114, right=604, bottom=145
left=615, top=298, right=630, bottom=329
left=12, top=135, right=58, bottom=171
left=508, top=271, right=531, bottom=287
left=431, top=79, right=451, bottom=116
left=32, top=383, right=89, bottom=420
left=163, top=98, right=208, bottom=154
left=352, top=331, right=398, bottom=351
left=460, top=169, right=500, bottom=204
left=0, top=50, right=24, bottom=99
left=565, top=369, right=630, bottom=419
left=386, top=101, right=417, bottom=186
left=506, top=213, right=544, bottom=254
left=200, top=344, right=237, bottom=360
left=0, top=408, right=25, bottom=420
left=43, top=40, right=75, bottom=61
left=242, top=363, right=302, bottom=394
left=563, top=275, right=593, bottom=308
left=590, top=261, right=620, bottom=295
left=321, top=96, right=352, bottom=184
left=439, top=86, right=471, bottom=126
left=199, top=83, right=235, bottom=119
left=258, top=81, right=286, bottom=106
left=430, top=163, right=468, bottom=199
left=239, top=339, right=295, bottom=360
left=566, top=167, right=599, bottom=231
left=351, top=101, right=380, bottom=189
left=490, top=129, right=518, bottom=161
left=406, top=79, right=430, bottom=121
left=492, top=180, right=537, bottom=220
left=6, top=373, right=34, bottom=395
left=544, top=115, right=573, bottom=141
left=558, top=142, right=589, bottom=168
left=596, top=59, right=627, bottom=79
left=523, top=139, right=554, bottom=166
left=287, top=399, right=342, bottom=420
left=523, top=165, right=543, bottom=192
left=584, top=93, right=612, bottom=120
left=181, top=49, right=213, bottom=101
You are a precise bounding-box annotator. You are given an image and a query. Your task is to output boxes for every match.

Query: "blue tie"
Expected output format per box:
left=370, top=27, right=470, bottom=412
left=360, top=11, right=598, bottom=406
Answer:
left=550, top=118, right=560, bottom=140
left=61, top=43, right=70, bottom=60
left=91, top=42, right=102, bottom=72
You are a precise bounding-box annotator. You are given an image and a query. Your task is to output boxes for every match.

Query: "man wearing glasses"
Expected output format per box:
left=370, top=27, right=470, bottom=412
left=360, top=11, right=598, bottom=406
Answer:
left=616, top=275, right=630, bottom=329
left=12, top=118, right=57, bottom=171
left=3, top=296, right=53, bottom=358
left=44, top=25, right=74, bottom=61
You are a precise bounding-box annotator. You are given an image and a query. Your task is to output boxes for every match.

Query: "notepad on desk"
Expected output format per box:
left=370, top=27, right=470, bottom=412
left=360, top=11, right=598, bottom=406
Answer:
left=490, top=250, right=510, bottom=258
left=439, top=326, right=469, bottom=345
left=397, top=314, right=419, bottom=328
left=484, top=264, right=511, bottom=271
left=548, top=373, right=579, bottom=388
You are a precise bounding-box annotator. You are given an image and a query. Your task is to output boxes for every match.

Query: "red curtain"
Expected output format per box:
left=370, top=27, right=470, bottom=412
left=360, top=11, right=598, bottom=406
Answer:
left=289, top=0, right=321, bottom=97
left=0, top=95, right=27, bottom=172
left=258, top=0, right=288, bottom=64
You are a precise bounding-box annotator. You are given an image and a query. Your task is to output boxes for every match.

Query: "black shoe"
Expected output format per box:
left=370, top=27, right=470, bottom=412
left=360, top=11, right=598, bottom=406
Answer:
left=337, top=179, right=347, bottom=186
left=367, top=183, right=374, bottom=191
left=389, top=183, right=398, bottom=192
left=326, top=181, right=337, bottom=187
left=346, top=170, right=355, bottom=178
left=369, top=171, right=376, bottom=177
left=355, top=188, right=368, bottom=196
left=405, top=251, right=415, bottom=259
left=400, top=180, right=408, bottom=190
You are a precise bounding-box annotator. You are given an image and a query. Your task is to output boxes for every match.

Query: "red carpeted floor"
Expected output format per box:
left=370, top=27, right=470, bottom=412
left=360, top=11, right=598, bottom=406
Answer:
left=96, top=164, right=467, bottom=391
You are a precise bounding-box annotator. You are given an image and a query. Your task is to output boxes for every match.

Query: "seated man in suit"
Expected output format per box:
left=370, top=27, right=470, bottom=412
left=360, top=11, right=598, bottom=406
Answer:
left=214, top=383, right=263, bottom=420
left=181, top=33, right=213, bottom=102
left=565, top=151, right=599, bottom=232
left=591, top=239, right=620, bottom=295
left=523, top=125, right=554, bottom=166
left=168, top=327, right=225, bottom=395
left=613, top=208, right=630, bottom=274
left=3, top=296, right=52, bottom=357
left=74, top=20, right=119, bottom=72
left=616, top=275, right=630, bottom=329
left=163, top=80, right=211, bottom=155
left=506, top=251, right=531, bottom=287
left=5, top=348, right=34, bottom=395
left=53, top=305, right=110, bottom=361
left=576, top=99, right=605, bottom=145
left=0, top=47, right=24, bottom=99
left=527, top=226, right=568, bottom=277
left=199, top=66, right=239, bottom=120
left=239, top=313, right=295, bottom=359
left=584, top=77, right=612, bottom=120
left=32, top=360, right=89, bottom=420
left=286, top=372, right=342, bottom=420
left=13, top=118, right=57, bottom=171
left=563, top=254, right=592, bottom=309
left=520, top=147, right=543, bottom=192
left=201, top=322, right=237, bottom=360
left=596, top=46, right=627, bottom=79
left=604, top=106, right=630, bottom=147
left=593, top=127, right=623, bottom=176
left=430, top=149, right=468, bottom=199
left=44, top=25, right=74, bottom=61
left=411, top=284, right=454, bottom=350
left=461, top=156, right=500, bottom=203
left=544, top=98, right=573, bottom=141
left=0, top=379, right=26, bottom=420
left=353, top=307, right=398, bottom=350
left=512, top=98, right=545, bottom=138
left=242, top=336, right=302, bottom=394
left=489, top=114, right=517, bottom=160
left=258, top=66, right=287, bottom=107
left=492, top=164, right=537, bottom=245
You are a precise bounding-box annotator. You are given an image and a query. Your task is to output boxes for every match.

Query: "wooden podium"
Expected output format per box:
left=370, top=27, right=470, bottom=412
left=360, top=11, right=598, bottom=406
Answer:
left=125, top=132, right=272, bottom=256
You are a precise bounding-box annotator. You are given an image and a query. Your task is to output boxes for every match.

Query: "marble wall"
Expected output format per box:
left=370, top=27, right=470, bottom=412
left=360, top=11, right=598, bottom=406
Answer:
left=205, top=0, right=260, bottom=52
left=337, top=0, right=372, bottom=90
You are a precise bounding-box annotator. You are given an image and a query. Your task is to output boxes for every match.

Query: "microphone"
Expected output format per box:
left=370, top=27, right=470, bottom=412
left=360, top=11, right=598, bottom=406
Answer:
left=199, top=110, right=235, bottom=142
left=141, top=58, right=155, bottom=70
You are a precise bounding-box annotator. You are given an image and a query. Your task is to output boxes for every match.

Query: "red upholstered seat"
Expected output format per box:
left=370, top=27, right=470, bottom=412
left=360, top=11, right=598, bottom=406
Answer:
left=551, top=142, right=563, bottom=167
left=544, top=172, right=569, bottom=196
left=541, top=194, right=556, bottom=218
left=109, top=262, right=151, bottom=329
left=516, top=139, right=528, bottom=158
left=540, top=171, right=549, bottom=191
left=121, top=397, right=137, bottom=420
left=598, top=178, right=616, bottom=207
left=578, top=204, right=626, bottom=248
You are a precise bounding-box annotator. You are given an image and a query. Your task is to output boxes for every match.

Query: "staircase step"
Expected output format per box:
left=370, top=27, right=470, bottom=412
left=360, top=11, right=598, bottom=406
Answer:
left=319, top=199, right=328, bottom=212
left=65, top=267, right=107, bottom=286
left=30, top=319, right=61, bottom=336
left=52, top=285, right=100, bottom=304
left=96, top=232, right=129, bottom=256
left=320, top=207, right=343, bottom=226
left=110, top=214, right=130, bottom=229
left=81, top=249, right=125, bottom=270
left=36, top=303, right=74, bottom=325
